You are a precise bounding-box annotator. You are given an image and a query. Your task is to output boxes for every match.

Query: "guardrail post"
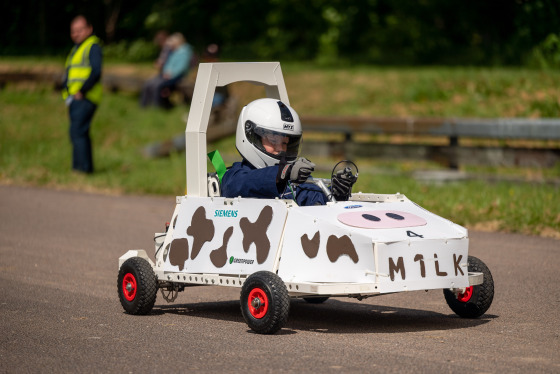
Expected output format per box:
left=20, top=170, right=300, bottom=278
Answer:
left=449, top=135, right=459, bottom=170
left=343, top=131, right=353, bottom=159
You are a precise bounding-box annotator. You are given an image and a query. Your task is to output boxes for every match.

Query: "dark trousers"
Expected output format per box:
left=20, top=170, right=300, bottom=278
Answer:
left=69, top=99, right=97, bottom=173
left=140, top=76, right=165, bottom=107
left=139, top=74, right=183, bottom=108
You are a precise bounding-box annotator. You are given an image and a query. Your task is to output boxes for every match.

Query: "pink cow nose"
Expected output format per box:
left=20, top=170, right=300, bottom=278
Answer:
left=337, top=210, right=427, bottom=229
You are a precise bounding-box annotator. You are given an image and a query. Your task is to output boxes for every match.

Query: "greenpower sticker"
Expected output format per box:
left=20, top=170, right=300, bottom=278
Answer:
left=229, top=256, right=254, bottom=265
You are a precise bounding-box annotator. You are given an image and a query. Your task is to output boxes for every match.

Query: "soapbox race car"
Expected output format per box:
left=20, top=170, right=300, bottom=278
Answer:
left=117, top=62, right=494, bottom=334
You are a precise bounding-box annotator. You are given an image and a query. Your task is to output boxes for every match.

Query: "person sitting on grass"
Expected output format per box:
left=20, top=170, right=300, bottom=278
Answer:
left=140, top=32, right=193, bottom=108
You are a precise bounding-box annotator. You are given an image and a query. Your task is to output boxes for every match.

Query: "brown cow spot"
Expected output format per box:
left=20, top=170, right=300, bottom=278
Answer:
left=326, top=235, right=359, bottom=263
left=169, top=238, right=189, bottom=271
left=301, top=231, right=320, bottom=259
left=240, top=205, right=273, bottom=264
left=187, top=206, right=215, bottom=260
left=210, top=226, right=234, bottom=268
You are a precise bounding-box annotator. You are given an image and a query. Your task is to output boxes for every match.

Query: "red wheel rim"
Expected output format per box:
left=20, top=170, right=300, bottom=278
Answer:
left=248, top=288, right=268, bottom=319
left=457, top=286, right=473, bottom=302
left=122, top=273, right=137, bottom=301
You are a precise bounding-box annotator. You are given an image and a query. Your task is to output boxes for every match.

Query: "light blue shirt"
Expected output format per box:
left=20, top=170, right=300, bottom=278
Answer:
left=163, top=44, right=193, bottom=79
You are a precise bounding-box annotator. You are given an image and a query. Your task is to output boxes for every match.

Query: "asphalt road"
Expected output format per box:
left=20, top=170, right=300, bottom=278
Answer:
left=1, top=185, right=559, bottom=373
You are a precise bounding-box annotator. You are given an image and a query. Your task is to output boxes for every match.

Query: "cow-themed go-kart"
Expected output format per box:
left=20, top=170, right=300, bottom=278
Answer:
left=117, top=62, right=494, bottom=334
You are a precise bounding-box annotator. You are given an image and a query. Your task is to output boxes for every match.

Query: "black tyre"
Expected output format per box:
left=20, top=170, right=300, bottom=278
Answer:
left=303, top=296, right=329, bottom=304
left=118, top=257, right=158, bottom=315
left=444, top=256, right=494, bottom=318
left=240, top=271, right=290, bottom=334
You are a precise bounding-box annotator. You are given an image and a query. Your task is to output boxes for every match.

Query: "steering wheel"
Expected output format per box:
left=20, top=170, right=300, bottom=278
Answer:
left=299, top=160, right=358, bottom=202
left=331, top=160, right=359, bottom=182
left=328, top=160, right=359, bottom=201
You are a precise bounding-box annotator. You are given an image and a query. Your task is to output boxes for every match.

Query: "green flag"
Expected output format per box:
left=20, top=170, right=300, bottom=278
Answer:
left=208, top=149, right=227, bottom=182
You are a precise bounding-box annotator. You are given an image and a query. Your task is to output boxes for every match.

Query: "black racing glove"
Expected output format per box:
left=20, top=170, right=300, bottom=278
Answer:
left=331, top=167, right=357, bottom=201
left=277, top=157, right=315, bottom=188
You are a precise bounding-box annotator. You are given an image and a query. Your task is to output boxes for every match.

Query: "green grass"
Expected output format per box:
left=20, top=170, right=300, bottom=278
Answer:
left=0, top=63, right=559, bottom=238
left=355, top=171, right=560, bottom=238
left=0, top=85, right=188, bottom=196
left=279, top=65, right=560, bottom=118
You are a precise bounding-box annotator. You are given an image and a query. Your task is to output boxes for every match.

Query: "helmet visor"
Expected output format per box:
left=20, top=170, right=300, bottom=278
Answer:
left=246, top=121, right=301, bottom=162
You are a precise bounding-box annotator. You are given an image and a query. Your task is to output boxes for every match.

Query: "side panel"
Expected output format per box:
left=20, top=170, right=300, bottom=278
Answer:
left=277, top=202, right=469, bottom=292
left=277, top=207, right=375, bottom=283
left=376, top=238, right=470, bottom=293
left=162, top=196, right=287, bottom=275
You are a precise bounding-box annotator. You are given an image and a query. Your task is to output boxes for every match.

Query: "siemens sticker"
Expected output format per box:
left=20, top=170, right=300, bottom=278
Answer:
left=214, top=209, right=238, bottom=217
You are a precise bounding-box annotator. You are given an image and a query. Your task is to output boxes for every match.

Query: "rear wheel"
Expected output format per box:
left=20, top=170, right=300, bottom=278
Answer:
left=118, top=257, right=158, bottom=315
left=240, top=271, right=290, bottom=334
left=444, top=256, right=494, bottom=318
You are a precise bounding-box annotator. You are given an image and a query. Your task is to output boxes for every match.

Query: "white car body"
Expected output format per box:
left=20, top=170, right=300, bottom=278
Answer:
left=120, top=62, right=481, bottom=299
left=118, top=63, right=490, bottom=334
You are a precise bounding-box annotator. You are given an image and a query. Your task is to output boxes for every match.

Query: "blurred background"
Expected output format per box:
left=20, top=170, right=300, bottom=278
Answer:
left=0, top=0, right=559, bottom=237
left=1, top=0, right=559, bottom=67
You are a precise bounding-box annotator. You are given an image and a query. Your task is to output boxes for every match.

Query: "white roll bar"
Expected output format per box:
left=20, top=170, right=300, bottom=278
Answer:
left=185, top=62, right=290, bottom=197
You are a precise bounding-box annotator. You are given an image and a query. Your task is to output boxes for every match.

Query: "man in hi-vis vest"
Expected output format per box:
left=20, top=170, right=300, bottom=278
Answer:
left=63, top=15, right=102, bottom=174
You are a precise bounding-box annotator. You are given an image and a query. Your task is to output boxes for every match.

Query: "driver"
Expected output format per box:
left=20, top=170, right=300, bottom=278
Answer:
left=221, top=98, right=356, bottom=205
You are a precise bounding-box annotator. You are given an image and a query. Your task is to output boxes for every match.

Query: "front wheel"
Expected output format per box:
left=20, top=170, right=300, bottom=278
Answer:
left=444, top=256, right=494, bottom=318
left=240, top=271, right=290, bottom=334
left=118, top=257, right=158, bottom=315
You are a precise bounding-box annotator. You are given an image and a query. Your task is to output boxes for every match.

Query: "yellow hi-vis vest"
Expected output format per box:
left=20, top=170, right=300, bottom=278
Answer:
left=63, top=35, right=102, bottom=104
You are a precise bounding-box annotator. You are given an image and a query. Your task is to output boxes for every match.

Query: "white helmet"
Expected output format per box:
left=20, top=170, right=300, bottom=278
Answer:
left=236, top=98, right=302, bottom=168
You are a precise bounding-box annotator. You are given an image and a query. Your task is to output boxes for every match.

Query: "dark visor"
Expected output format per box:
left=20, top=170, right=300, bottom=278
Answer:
left=245, top=121, right=301, bottom=162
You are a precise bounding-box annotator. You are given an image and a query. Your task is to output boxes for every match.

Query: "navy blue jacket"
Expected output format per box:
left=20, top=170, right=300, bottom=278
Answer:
left=221, top=160, right=327, bottom=206
left=79, top=44, right=102, bottom=95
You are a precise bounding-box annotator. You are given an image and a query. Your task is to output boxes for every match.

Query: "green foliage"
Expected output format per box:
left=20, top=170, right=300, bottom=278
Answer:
left=103, top=39, right=158, bottom=62
left=2, top=0, right=560, bottom=66
left=316, top=7, right=344, bottom=66
left=144, top=10, right=173, bottom=32
left=529, top=33, right=560, bottom=69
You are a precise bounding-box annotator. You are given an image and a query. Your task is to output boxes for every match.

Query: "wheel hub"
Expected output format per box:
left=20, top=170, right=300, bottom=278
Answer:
left=122, top=273, right=137, bottom=301
left=251, top=297, right=262, bottom=309
left=247, top=287, right=269, bottom=319
left=457, top=286, right=473, bottom=302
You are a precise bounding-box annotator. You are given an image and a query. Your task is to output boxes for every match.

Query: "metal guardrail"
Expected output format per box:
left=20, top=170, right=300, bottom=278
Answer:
left=301, top=116, right=560, bottom=140
left=301, top=116, right=560, bottom=169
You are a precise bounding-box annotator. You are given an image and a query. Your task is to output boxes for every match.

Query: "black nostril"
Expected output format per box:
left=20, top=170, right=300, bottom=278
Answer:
left=386, top=213, right=405, bottom=220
